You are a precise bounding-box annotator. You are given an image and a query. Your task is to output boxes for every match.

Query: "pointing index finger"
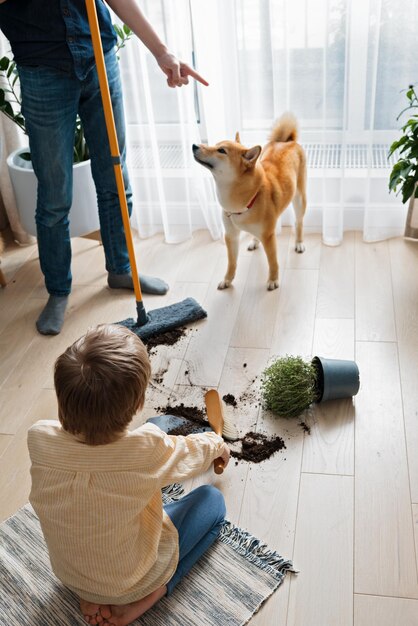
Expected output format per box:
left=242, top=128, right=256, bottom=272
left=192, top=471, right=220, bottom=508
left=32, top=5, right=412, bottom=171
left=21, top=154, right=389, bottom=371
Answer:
left=181, top=65, right=209, bottom=86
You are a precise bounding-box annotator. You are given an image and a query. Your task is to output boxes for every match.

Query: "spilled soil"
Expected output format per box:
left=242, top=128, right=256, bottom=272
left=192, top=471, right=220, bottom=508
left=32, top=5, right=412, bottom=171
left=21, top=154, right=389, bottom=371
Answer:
left=154, top=403, right=209, bottom=437
left=222, top=393, right=237, bottom=407
left=299, top=421, right=311, bottom=435
left=154, top=403, right=286, bottom=463
left=230, top=431, right=286, bottom=463
left=143, top=327, right=188, bottom=353
left=155, top=403, right=207, bottom=425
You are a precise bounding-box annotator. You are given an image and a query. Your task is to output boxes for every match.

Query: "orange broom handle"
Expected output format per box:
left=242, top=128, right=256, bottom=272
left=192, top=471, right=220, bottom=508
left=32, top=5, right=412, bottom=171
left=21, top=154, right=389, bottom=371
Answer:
left=85, top=0, right=143, bottom=304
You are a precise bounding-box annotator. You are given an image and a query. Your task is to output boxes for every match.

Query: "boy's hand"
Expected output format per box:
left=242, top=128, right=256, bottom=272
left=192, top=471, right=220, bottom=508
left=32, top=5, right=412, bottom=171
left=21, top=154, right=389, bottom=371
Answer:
left=155, top=51, right=209, bottom=88
left=219, top=443, right=230, bottom=469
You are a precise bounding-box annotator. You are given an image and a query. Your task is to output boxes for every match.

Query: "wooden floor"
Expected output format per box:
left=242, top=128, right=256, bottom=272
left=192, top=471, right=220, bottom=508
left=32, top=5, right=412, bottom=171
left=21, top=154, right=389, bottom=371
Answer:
left=1, top=227, right=418, bottom=625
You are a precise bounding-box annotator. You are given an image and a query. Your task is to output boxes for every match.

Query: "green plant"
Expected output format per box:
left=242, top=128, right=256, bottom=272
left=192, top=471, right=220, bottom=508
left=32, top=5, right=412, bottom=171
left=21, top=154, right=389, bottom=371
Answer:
left=260, top=355, right=318, bottom=418
left=388, top=84, right=418, bottom=204
left=0, top=23, right=132, bottom=163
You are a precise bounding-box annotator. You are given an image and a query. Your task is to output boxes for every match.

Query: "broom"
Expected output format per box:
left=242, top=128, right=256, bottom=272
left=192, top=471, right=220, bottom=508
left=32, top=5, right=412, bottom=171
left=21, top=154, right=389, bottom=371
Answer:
left=85, top=0, right=207, bottom=339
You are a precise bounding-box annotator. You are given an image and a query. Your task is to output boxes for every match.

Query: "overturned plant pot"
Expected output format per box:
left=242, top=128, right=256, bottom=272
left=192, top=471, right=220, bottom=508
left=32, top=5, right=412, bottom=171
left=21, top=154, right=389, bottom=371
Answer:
left=312, top=356, right=360, bottom=403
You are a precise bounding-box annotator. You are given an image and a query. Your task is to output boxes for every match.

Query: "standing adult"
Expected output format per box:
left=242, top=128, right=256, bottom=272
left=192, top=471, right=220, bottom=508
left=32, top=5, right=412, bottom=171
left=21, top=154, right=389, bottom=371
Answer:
left=0, top=0, right=208, bottom=335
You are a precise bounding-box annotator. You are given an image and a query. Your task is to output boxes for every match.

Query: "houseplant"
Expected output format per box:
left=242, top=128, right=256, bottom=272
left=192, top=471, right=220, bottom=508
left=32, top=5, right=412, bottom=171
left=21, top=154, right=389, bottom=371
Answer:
left=261, top=354, right=360, bottom=419
left=388, top=84, right=418, bottom=204
left=0, top=23, right=132, bottom=237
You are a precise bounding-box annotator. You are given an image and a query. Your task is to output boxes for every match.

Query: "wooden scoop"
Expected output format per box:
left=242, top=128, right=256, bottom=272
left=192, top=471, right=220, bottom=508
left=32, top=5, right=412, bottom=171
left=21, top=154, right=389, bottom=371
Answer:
left=205, top=389, right=225, bottom=475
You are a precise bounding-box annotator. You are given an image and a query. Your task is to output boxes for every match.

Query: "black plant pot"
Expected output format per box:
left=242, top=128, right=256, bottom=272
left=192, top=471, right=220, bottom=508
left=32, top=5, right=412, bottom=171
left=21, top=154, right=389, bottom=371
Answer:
left=312, top=356, right=360, bottom=403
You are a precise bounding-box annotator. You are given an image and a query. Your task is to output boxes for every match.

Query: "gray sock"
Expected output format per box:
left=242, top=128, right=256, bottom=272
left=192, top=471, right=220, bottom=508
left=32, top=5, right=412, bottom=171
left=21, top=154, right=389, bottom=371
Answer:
left=36, top=295, right=68, bottom=336
left=107, top=272, right=169, bottom=295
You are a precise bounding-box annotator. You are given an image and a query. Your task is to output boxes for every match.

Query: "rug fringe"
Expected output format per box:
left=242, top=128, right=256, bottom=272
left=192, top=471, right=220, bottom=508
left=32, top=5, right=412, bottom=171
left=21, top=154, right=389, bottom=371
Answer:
left=218, top=521, right=297, bottom=580
left=162, top=485, right=297, bottom=580
left=162, top=483, right=185, bottom=501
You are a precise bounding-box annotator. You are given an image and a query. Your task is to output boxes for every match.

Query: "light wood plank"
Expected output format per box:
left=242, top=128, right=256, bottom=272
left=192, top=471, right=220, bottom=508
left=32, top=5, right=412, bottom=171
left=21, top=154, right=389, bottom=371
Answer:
left=176, top=254, right=251, bottom=387
left=0, top=235, right=37, bottom=282
left=174, top=229, right=224, bottom=283
left=354, top=594, right=418, bottom=626
left=131, top=233, right=193, bottom=286
left=2, top=285, right=138, bottom=392
left=302, top=319, right=355, bottom=475
left=242, top=276, right=317, bottom=625
left=230, top=230, right=290, bottom=349
left=239, top=410, right=304, bottom=626
left=230, top=231, right=289, bottom=348
left=413, top=505, right=418, bottom=571
left=316, top=231, right=355, bottom=319
left=270, top=268, right=318, bottom=357
left=0, top=389, right=57, bottom=523
left=143, top=282, right=210, bottom=407
left=189, top=347, right=271, bottom=524
left=355, top=235, right=396, bottom=341
left=0, top=297, right=41, bottom=388
left=286, top=232, right=322, bottom=270
left=0, top=389, right=37, bottom=436
left=0, top=434, right=13, bottom=458
left=287, top=474, right=354, bottom=626
left=389, top=238, right=418, bottom=502
left=355, top=341, right=418, bottom=597
left=229, top=252, right=281, bottom=349
left=0, top=254, right=43, bottom=328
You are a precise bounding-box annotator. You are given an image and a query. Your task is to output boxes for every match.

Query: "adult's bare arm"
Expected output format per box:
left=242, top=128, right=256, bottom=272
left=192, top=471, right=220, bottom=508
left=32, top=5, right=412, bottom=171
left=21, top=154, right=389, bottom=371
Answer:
left=106, top=0, right=208, bottom=87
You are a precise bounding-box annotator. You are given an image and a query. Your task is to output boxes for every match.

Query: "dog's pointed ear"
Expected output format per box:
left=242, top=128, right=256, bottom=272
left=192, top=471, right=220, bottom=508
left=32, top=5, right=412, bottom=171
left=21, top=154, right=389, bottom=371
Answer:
left=235, top=131, right=241, bottom=144
left=242, top=145, right=262, bottom=165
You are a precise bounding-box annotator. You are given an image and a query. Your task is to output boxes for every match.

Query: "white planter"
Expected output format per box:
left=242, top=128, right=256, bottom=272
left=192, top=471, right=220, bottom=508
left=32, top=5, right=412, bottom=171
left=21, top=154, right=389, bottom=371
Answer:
left=7, top=147, right=100, bottom=238
left=404, top=192, right=418, bottom=239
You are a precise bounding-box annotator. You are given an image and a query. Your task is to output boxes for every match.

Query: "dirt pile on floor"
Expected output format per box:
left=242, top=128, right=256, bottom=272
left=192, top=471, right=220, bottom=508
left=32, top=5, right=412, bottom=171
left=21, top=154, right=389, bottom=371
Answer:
left=143, top=327, right=188, bottom=353
left=230, top=431, right=286, bottom=463
left=155, top=403, right=207, bottom=425
left=222, top=393, right=237, bottom=407
left=153, top=403, right=286, bottom=463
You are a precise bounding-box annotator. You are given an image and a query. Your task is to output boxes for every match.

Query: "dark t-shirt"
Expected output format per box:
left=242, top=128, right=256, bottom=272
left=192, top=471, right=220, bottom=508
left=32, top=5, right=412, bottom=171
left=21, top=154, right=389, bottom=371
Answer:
left=0, top=0, right=117, bottom=79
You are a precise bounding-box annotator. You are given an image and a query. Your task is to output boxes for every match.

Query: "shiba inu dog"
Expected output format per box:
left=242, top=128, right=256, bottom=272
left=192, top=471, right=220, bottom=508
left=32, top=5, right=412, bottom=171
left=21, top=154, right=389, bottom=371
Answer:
left=192, top=113, right=307, bottom=290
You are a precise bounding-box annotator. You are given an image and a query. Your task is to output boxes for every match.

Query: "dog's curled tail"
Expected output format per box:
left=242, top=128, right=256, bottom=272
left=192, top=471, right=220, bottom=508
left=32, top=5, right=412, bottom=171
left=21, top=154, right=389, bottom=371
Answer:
left=269, top=112, right=298, bottom=143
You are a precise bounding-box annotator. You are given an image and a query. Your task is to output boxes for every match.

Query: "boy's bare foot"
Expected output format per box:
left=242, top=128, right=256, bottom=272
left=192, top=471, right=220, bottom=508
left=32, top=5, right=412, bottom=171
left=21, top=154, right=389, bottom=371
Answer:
left=80, top=600, right=112, bottom=624
left=80, top=585, right=167, bottom=626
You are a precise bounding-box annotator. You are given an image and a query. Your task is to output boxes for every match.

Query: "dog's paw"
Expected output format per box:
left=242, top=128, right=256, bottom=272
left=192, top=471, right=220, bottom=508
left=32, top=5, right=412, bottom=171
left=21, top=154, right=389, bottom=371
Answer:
left=218, top=279, right=232, bottom=290
left=267, top=280, right=279, bottom=291
left=247, top=239, right=260, bottom=251
left=295, top=242, right=305, bottom=253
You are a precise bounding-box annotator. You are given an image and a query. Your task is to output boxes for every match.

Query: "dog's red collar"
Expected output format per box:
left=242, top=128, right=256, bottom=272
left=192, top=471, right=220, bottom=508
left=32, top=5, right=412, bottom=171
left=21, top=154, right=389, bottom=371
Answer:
left=225, top=190, right=259, bottom=218
left=246, top=191, right=258, bottom=209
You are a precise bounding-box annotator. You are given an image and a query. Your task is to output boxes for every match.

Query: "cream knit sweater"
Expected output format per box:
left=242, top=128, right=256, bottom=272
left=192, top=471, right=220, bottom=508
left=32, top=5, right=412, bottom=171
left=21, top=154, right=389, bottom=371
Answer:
left=27, top=420, right=224, bottom=604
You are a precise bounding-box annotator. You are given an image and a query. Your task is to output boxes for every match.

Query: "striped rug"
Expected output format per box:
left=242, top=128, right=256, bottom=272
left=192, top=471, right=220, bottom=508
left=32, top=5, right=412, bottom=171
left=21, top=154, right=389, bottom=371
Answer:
left=0, top=485, right=295, bottom=626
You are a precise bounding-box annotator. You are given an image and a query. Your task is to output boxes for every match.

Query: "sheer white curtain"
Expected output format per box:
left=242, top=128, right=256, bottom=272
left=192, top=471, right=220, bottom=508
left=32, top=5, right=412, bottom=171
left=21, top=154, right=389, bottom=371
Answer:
left=116, top=0, right=222, bottom=244
left=120, top=0, right=417, bottom=244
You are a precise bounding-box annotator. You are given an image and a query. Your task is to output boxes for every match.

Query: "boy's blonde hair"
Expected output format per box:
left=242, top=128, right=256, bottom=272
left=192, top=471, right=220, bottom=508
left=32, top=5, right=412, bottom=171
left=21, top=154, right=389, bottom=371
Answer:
left=54, top=324, right=151, bottom=445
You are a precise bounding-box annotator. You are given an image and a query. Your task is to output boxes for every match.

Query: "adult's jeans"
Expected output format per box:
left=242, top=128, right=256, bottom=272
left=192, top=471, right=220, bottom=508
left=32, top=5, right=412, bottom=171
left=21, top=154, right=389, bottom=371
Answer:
left=18, top=50, right=132, bottom=296
left=164, top=485, right=226, bottom=595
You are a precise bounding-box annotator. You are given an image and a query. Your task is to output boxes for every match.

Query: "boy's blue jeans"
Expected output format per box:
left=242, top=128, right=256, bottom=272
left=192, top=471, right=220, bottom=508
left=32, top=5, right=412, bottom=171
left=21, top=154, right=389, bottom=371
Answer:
left=18, top=50, right=132, bottom=297
left=164, top=485, right=226, bottom=595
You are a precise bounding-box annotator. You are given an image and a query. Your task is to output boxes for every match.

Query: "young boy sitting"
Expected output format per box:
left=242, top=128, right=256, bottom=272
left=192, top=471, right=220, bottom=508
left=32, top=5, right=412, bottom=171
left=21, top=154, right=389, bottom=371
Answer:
left=27, top=324, right=229, bottom=626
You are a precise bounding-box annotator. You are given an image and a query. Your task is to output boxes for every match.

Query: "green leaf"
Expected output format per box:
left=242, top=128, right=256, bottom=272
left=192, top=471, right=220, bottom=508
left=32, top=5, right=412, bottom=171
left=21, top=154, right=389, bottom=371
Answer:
left=0, top=56, right=10, bottom=71
left=401, top=177, right=416, bottom=203
left=15, top=114, right=25, bottom=127
left=3, top=101, right=14, bottom=117
left=388, top=136, right=408, bottom=156
left=123, top=24, right=131, bottom=36
left=113, top=24, right=124, bottom=40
